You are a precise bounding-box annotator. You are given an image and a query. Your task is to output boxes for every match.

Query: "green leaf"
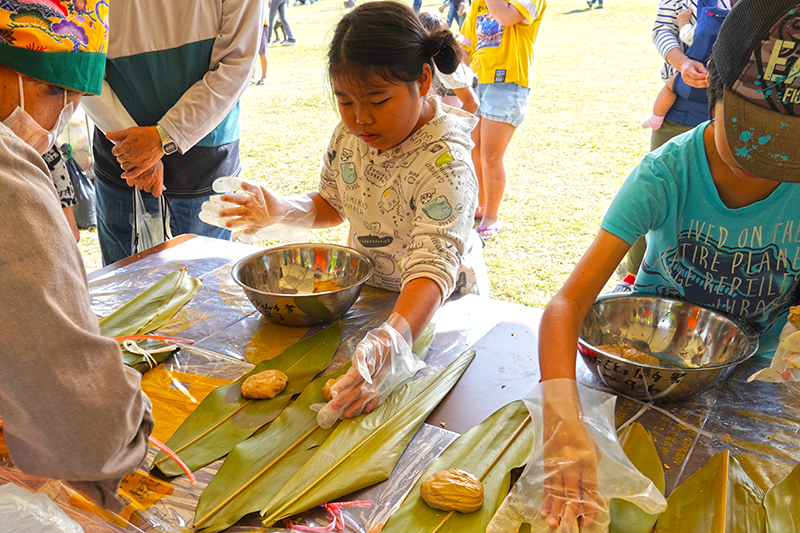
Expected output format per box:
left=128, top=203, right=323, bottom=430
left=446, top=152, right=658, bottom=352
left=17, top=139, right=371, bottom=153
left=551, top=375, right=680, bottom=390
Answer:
left=121, top=338, right=179, bottom=374
left=610, top=423, right=664, bottom=533
left=654, top=450, right=766, bottom=533
left=380, top=400, right=534, bottom=533
left=259, top=349, right=476, bottom=527
left=764, top=461, right=800, bottom=533
left=194, top=368, right=347, bottom=532
left=98, top=267, right=201, bottom=338
left=152, top=324, right=341, bottom=477
left=192, top=323, right=437, bottom=533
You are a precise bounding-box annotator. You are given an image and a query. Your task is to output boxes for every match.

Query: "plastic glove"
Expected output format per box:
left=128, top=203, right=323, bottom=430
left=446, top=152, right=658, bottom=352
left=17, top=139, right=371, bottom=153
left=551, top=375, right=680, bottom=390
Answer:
left=748, top=315, right=800, bottom=382
left=315, top=313, right=426, bottom=429
left=199, top=176, right=316, bottom=243
left=487, top=379, right=667, bottom=533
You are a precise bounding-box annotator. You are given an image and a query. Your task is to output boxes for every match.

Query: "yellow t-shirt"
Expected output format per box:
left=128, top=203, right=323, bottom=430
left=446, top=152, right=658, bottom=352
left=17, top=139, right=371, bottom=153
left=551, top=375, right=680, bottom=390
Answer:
left=459, top=0, right=547, bottom=88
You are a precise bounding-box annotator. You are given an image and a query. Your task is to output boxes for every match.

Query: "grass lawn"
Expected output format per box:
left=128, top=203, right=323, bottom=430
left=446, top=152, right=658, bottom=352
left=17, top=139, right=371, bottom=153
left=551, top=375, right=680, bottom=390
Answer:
left=79, top=0, right=665, bottom=310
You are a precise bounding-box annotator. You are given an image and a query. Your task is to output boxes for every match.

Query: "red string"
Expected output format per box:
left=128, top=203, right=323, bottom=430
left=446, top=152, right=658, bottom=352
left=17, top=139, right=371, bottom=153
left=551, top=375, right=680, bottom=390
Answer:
left=284, top=501, right=373, bottom=532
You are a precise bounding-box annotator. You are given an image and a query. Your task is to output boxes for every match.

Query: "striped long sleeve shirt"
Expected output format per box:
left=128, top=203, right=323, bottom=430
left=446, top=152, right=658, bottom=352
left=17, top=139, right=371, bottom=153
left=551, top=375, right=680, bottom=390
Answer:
left=652, top=0, right=732, bottom=80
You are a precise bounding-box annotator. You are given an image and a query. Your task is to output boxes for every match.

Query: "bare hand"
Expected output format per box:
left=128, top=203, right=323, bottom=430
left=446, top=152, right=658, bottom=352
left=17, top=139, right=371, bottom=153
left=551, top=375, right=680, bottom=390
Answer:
left=676, top=7, right=692, bottom=28
left=679, top=58, right=708, bottom=88
left=107, top=126, right=164, bottom=180
left=125, top=159, right=166, bottom=198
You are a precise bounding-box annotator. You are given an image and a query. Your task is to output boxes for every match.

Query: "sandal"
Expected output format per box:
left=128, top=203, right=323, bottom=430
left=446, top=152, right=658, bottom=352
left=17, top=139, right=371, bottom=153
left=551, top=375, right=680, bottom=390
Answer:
left=477, top=221, right=501, bottom=241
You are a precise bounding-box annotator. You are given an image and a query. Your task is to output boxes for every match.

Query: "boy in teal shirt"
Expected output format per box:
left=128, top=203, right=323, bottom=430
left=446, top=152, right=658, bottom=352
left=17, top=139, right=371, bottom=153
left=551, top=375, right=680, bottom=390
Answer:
left=537, top=0, right=800, bottom=529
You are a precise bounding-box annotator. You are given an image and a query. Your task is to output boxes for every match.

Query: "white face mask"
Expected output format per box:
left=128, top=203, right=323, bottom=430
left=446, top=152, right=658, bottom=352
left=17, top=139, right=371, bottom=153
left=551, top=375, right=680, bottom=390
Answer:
left=2, top=75, right=74, bottom=155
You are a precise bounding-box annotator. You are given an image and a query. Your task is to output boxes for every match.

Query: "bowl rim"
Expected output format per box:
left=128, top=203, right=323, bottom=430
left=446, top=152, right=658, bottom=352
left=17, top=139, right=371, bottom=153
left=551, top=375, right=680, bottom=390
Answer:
left=578, top=293, right=760, bottom=371
left=231, top=242, right=375, bottom=296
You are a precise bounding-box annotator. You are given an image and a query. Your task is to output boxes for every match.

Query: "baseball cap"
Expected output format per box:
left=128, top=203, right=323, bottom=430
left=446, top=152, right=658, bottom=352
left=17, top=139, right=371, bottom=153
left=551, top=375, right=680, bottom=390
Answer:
left=0, top=1, right=109, bottom=95
left=713, top=0, right=800, bottom=182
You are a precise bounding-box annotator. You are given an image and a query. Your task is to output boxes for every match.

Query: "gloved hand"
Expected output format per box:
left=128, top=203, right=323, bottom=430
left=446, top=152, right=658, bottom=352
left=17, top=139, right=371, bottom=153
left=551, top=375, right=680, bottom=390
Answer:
left=748, top=312, right=800, bottom=382
left=487, top=379, right=666, bottom=533
left=199, top=176, right=316, bottom=243
left=315, top=313, right=426, bottom=429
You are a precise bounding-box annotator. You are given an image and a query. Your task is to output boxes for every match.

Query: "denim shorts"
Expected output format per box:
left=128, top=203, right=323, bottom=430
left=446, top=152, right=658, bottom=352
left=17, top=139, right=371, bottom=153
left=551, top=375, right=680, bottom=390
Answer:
left=475, top=82, right=531, bottom=128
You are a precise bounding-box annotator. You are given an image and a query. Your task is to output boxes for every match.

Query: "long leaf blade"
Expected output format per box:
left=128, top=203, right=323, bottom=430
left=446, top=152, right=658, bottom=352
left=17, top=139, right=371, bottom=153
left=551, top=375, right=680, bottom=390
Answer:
left=194, top=368, right=347, bottom=532
left=764, top=461, right=800, bottom=533
left=654, top=450, right=766, bottom=533
left=609, top=423, right=664, bottom=533
left=193, top=324, right=437, bottom=533
left=260, top=349, right=476, bottom=526
left=379, top=399, right=534, bottom=533
left=98, top=267, right=201, bottom=338
left=152, top=324, right=341, bottom=476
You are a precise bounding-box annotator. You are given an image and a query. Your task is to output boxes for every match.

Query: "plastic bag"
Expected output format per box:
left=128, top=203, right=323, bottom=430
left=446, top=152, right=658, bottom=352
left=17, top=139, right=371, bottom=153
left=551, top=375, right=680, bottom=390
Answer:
left=748, top=319, right=800, bottom=382
left=314, top=314, right=426, bottom=429
left=199, top=176, right=315, bottom=244
left=65, top=153, right=96, bottom=230
left=0, top=483, right=85, bottom=533
left=487, top=379, right=667, bottom=533
left=132, top=188, right=171, bottom=254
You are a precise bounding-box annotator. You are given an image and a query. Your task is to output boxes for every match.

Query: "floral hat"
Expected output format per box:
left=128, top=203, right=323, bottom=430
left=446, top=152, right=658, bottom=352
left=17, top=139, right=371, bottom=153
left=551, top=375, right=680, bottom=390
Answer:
left=0, top=0, right=109, bottom=95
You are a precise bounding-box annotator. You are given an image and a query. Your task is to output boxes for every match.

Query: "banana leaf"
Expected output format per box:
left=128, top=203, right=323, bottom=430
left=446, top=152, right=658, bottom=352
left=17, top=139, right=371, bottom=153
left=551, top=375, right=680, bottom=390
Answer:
left=764, top=461, right=800, bottom=533
left=609, top=423, right=664, bottom=533
left=260, top=349, right=476, bottom=527
left=379, top=399, right=534, bottom=533
left=654, top=450, right=766, bottom=533
left=152, top=324, right=341, bottom=476
left=193, top=323, right=437, bottom=533
left=121, top=338, right=180, bottom=374
left=98, top=267, right=201, bottom=338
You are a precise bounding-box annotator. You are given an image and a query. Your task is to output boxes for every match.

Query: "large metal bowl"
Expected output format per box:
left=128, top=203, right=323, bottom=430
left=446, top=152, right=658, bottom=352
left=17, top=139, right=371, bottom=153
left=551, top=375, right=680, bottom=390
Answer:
left=578, top=294, right=759, bottom=402
left=232, top=243, right=374, bottom=327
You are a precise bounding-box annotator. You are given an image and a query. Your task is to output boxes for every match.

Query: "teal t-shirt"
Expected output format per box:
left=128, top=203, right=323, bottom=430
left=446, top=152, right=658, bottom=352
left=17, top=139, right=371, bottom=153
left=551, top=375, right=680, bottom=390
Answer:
left=602, top=122, right=800, bottom=351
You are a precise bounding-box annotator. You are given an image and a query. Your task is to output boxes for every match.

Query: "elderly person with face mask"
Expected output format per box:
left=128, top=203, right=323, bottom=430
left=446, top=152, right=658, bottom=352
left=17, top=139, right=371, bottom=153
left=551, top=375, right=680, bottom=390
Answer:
left=0, top=1, right=153, bottom=511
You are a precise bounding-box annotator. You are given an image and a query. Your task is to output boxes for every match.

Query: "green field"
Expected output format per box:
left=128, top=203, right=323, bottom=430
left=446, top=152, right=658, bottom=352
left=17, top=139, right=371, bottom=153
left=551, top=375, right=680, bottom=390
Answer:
left=79, top=0, right=665, bottom=310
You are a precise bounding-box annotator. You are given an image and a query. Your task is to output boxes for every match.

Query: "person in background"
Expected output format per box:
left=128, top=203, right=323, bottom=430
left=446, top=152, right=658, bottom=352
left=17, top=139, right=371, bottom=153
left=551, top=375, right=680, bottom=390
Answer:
left=642, top=4, right=726, bottom=130
left=616, top=0, right=732, bottom=292
left=42, top=145, right=81, bottom=242
left=0, top=1, right=153, bottom=510
left=538, top=0, right=800, bottom=527
left=269, top=0, right=297, bottom=46
left=459, top=0, right=547, bottom=241
left=81, top=0, right=263, bottom=266
left=253, top=5, right=270, bottom=85
left=202, top=1, right=488, bottom=426
left=439, top=0, right=469, bottom=30
left=419, top=12, right=479, bottom=114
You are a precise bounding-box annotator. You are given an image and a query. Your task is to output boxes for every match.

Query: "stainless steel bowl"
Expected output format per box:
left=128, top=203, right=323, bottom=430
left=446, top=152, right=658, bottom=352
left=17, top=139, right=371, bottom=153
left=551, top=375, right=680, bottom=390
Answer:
left=232, top=243, right=374, bottom=327
left=578, top=295, right=759, bottom=402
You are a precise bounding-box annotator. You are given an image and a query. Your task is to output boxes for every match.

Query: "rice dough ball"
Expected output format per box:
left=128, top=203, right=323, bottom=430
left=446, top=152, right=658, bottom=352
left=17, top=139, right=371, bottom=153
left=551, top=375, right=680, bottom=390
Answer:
left=241, top=369, right=289, bottom=399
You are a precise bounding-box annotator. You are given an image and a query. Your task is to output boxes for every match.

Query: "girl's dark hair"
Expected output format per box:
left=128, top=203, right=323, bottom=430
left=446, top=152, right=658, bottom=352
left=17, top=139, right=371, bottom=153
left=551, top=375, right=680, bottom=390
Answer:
left=707, top=56, right=724, bottom=119
left=328, top=1, right=465, bottom=86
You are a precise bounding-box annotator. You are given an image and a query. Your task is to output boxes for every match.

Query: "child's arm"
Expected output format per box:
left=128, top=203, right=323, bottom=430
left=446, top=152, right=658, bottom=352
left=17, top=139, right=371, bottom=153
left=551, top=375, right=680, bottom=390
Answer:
left=485, top=0, right=525, bottom=26
left=452, top=86, right=480, bottom=114
left=537, top=229, right=631, bottom=528
left=539, top=229, right=632, bottom=380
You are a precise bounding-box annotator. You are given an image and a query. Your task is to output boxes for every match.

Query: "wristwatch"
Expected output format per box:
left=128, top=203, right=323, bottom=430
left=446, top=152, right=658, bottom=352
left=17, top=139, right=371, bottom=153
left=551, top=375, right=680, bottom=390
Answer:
left=156, top=124, right=179, bottom=155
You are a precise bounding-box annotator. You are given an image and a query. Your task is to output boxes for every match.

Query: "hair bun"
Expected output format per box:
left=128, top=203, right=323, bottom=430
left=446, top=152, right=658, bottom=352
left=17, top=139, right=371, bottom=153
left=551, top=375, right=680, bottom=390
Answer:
left=425, top=34, right=444, bottom=58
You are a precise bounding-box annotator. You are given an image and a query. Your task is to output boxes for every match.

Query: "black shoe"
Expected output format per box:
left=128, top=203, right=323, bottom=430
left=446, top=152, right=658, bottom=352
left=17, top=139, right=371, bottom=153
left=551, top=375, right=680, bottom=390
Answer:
left=586, top=0, right=594, bottom=6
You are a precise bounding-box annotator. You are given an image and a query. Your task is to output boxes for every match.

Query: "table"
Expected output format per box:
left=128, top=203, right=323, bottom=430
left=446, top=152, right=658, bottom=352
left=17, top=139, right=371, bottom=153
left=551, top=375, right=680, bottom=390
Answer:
left=39, top=236, right=800, bottom=531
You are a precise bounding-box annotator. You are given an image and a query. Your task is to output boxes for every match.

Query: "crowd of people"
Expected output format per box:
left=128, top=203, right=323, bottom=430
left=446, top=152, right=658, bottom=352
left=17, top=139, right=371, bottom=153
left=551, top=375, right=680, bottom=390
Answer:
left=2, top=0, right=800, bottom=530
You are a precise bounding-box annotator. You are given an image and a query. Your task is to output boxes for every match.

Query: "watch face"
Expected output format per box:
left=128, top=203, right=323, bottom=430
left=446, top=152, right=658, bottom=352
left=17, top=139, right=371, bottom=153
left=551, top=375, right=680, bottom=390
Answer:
left=164, top=141, right=178, bottom=155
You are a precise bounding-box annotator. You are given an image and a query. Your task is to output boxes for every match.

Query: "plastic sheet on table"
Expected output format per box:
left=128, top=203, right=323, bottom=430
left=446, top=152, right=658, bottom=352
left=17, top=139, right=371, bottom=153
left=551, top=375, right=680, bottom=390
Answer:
left=578, top=345, right=800, bottom=495
left=194, top=286, right=400, bottom=364
left=0, top=467, right=145, bottom=533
